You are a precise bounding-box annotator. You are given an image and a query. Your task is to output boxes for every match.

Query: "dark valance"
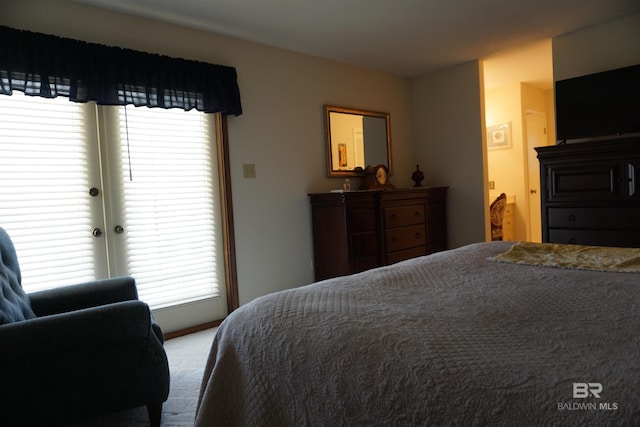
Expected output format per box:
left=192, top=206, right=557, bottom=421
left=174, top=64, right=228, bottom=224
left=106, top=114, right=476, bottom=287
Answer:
left=0, top=26, right=242, bottom=115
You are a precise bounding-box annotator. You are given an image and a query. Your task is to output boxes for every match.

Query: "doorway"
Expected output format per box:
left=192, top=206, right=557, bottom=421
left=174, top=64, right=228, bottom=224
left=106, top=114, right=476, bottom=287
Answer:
left=525, top=110, right=547, bottom=242
left=482, top=39, right=554, bottom=242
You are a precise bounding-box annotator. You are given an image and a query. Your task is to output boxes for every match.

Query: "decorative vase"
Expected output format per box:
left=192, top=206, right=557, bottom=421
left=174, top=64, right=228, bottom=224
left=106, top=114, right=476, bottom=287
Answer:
left=411, top=164, right=424, bottom=187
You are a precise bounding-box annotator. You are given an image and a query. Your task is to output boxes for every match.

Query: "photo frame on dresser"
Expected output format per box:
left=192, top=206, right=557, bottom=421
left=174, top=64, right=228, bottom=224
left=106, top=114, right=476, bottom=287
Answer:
left=487, top=122, right=512, bottom=150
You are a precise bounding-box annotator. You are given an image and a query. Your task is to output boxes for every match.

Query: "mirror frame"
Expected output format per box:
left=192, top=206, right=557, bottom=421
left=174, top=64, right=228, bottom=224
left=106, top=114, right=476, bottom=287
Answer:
left=324, top=105, right=392, bottom=178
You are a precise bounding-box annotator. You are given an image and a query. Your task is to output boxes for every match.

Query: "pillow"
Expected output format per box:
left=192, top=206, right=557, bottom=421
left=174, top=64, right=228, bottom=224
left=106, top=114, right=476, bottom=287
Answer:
left=0, top=228, right=36, bottom=324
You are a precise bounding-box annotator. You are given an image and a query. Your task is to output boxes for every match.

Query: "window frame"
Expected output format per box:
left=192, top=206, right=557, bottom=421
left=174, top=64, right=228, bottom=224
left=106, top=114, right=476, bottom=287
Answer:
left=0, top=92, right=239, bottom=327
left=216, top=115, right=239, bottom=313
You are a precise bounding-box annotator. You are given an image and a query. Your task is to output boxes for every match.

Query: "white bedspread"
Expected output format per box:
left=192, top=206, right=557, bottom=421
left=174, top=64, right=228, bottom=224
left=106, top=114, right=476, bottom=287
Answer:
left=196, top=241, right=640, bottom=426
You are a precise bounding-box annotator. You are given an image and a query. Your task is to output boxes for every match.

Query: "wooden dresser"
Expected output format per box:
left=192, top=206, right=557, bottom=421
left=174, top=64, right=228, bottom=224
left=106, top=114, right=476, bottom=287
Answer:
left=502, top=202, right=515, bottom=241
left=536, top=137, right=640, bottom=247
left=309, top=187, right=447, bottom=281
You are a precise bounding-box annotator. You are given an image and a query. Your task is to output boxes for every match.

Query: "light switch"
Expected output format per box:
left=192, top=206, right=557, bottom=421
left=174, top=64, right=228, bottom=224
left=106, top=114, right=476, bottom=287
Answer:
left=489, top=181, right=495, bottom=189
left=243, top=163, right=256, bottom=179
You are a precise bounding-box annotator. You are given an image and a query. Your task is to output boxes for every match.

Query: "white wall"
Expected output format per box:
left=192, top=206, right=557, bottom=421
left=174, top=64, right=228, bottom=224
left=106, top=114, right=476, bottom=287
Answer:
left=485, top=83, right=526, bottom=238
left=411, top=61, right=488, bottom=248
left=553, top=13, right=640, bottom=80
left=2, top=0, right=414, bottom=305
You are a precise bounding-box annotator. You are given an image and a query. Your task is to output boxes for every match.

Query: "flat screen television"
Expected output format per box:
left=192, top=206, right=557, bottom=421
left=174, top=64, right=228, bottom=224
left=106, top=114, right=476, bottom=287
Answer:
left=555, top=64, right=640, bottom=143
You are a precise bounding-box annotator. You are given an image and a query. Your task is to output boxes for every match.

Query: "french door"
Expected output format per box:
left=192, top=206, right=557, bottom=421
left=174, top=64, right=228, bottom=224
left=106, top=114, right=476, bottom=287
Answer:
left=0, top=92, right=227, bottom=333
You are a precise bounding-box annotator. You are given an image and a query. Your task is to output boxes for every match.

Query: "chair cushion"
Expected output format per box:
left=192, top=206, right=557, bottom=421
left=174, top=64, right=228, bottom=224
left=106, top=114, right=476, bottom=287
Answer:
left=489, top=193, right=507, bottom=226
left=0, top=228, right=36, bottom=324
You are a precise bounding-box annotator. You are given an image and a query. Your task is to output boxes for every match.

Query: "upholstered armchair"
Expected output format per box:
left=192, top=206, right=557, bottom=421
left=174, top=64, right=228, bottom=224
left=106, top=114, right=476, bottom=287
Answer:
left=0, top=227, right=169, bottom=426
left=490, top=193, right=507, bottom=241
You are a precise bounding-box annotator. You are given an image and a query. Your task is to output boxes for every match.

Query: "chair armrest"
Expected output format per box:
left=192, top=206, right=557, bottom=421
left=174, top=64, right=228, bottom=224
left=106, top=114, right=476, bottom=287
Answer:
left=28, top=276, right=138, bottom=316
left=0, top=300, right=153, bottom=361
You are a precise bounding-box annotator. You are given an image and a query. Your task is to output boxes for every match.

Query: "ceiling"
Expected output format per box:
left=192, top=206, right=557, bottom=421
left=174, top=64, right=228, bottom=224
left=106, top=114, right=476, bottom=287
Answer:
left=483, top=40, right=553, bottom=91
left=77, top=0, right=640, bottom=78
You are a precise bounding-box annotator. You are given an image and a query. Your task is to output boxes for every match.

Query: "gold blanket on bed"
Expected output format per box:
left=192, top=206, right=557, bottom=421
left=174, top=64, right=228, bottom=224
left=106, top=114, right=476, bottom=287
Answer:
left=494, top=241, right=640, bottom=273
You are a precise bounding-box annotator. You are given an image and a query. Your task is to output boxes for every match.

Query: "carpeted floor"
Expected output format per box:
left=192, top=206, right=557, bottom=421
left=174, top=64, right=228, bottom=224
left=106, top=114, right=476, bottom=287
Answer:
left=69, top=327, right=217, bottom=427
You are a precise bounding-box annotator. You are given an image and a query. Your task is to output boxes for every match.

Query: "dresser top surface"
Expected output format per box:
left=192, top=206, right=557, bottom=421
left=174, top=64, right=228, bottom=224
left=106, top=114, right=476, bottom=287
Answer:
left=308, top=187, right=448, bottom=198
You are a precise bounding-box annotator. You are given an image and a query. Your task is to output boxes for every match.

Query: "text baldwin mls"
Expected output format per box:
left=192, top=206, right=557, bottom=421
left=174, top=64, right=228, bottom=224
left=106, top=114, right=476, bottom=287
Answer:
left=557, top=383, right=619, bottom=411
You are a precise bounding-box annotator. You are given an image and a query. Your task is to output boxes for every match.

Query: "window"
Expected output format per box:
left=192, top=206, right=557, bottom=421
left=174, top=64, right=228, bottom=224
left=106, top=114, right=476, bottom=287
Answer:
left=0, top=92, right=103, bottom=290
left=110, top=105, right=223, bottom=309
left=0, top=92, right=227, bottom=331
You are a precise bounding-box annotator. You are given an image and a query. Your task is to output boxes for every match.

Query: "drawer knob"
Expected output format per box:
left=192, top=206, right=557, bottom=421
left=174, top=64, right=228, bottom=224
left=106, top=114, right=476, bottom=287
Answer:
left=568, top=238, right=577, bottom=244
left=568, top=214, right=576, bottom=221
left=391, top=214, right=397, bottom=220
left=415, top=232, right=421, bottom=238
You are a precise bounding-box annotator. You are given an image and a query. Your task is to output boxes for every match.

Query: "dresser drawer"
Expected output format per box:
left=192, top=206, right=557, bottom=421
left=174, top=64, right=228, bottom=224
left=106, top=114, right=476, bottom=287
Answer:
left=385, top=224, right=426, bottom=252
left=384, top=205, right=425, bottom=228
left=549, top=229, right=640, bottom=247
left=504, top=203, right=514, bottom=216
left=548, top=207, right=640, bottom=230
left=547, top=163, right=622, bottom=201
left=386, top=246, right=427, bottom=265
left=502, top=202, right=515, bottom=241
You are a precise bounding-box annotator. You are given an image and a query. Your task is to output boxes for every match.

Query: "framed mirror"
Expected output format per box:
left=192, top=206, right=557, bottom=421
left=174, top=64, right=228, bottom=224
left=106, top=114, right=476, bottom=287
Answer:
left=324, top=105, right=392, bottom=177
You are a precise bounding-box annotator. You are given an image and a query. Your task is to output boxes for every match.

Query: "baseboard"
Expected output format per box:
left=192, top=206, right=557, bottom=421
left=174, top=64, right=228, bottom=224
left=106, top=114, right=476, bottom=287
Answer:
left=164, top=319, right=223, bottom=340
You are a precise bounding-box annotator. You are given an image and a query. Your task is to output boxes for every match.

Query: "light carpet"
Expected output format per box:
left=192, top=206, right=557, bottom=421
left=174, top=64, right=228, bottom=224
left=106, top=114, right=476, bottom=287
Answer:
left=69, top=327, right=217, bottom=427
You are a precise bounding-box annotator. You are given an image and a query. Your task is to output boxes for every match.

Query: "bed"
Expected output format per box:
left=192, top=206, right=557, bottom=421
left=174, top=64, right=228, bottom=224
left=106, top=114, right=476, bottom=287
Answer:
left=196, top=241, right=640, bottom=426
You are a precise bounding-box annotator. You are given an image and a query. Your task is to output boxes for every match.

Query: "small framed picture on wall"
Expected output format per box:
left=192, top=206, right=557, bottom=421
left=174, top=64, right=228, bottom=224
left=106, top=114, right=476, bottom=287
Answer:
left=487, top=122, right=512, bottom=150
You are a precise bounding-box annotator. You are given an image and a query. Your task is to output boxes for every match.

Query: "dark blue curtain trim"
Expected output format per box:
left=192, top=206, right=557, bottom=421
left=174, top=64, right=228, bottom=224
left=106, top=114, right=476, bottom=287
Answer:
left=0, top=26, right=242, bottom=115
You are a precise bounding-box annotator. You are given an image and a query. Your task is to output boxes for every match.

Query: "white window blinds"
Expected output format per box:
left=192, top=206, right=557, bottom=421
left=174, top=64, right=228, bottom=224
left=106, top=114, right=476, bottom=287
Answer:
left=116, top=106, right=220, bottom=308
left=0, top=93, right=223, bottom=322
left=0, top=92, right=100, bottom=291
